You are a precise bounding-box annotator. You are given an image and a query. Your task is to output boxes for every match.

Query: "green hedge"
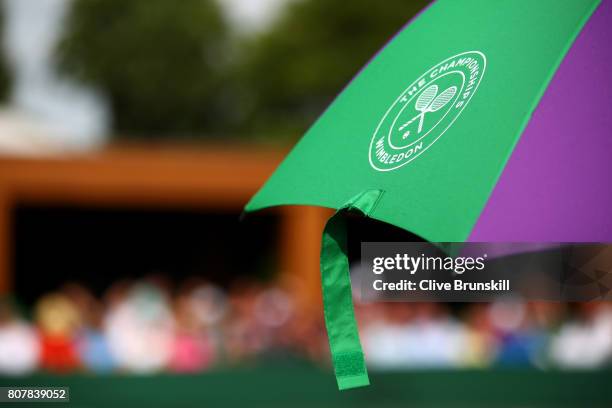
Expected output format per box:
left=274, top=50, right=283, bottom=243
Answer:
left=235, top=0, right=431, bottom=138
left=57, top=0, right=433, bottom=140
left=57, top=0, right=229, bottom=138
left=2, top=365, right=612, bottom=407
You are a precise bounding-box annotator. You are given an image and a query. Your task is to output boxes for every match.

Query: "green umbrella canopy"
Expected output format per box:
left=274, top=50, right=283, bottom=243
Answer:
left=245, top=0, right=602, bottom=390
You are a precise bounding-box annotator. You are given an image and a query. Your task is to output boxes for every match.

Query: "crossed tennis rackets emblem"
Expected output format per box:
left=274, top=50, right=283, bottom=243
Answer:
left=398, top=84, right=457, bottom=139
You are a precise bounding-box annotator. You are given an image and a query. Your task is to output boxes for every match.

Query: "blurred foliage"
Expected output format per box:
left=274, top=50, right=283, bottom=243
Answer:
left=0, top=4, right=11, bottom=101
left=57, top=0, right=430, bottom=140
left=234, top=0, right=431, bottom=138
left=58, top=0, right=229, bottom=138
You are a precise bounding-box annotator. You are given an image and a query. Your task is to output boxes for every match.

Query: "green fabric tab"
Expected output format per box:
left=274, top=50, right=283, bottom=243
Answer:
left=321, top=190, right=383, bottom=390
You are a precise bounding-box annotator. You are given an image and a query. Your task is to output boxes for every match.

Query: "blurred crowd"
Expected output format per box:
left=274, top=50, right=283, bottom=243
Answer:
left=0, top=278, right=611, bottom=376
left=358, top=301, right=612, bottom=370
left=0, top=278, right=326, bottom=375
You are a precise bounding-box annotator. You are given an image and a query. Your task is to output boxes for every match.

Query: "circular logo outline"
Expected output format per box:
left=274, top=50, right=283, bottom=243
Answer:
left=368, top=51, right=487, bottom=172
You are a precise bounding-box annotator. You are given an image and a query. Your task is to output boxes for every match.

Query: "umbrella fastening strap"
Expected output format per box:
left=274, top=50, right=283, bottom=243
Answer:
left=320, top=189, right=384, bottom=390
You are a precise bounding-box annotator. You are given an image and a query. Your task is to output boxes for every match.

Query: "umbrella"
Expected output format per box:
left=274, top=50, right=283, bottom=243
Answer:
left=245, top=0, right=611, bottom=390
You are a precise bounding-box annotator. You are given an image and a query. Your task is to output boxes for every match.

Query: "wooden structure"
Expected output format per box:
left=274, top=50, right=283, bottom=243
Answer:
left=0, top=144, right=331, bottom=309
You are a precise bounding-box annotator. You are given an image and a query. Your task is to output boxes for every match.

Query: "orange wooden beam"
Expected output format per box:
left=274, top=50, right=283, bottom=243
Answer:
left=0, top=144, right=332, bottom=302
left=0, top=145, right=288, bottom=208
left=0, top=144, right=295, bottom=294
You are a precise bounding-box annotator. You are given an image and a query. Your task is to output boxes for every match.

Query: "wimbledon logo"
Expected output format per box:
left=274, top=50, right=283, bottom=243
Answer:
left=368, top=51, right=486, bottom=171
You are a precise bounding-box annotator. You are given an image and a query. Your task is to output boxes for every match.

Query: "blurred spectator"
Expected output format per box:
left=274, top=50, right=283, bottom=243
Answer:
left=361, top=303, right=415, bottom=369
left=104, top=282, right=174, bottom=373
left=488, top=299, right=548, bottom=367
left=78, top=323, right=115, bottom=373
left=34, top=293, right=81, bottom=372
left=62, top=283, right=116, bottom=373
left=403, top=304, right=467, bottom=368
left=0, top=298, right=39, bottom=375
left=223, top=282, right=269, bottom=362
left=169, top=290, right=215, bottom=373
left=550, top=303, right=612, bottom=369
left=461, top=304, right=497, bottom=367
left=362, top=303, right=467, bottom=369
